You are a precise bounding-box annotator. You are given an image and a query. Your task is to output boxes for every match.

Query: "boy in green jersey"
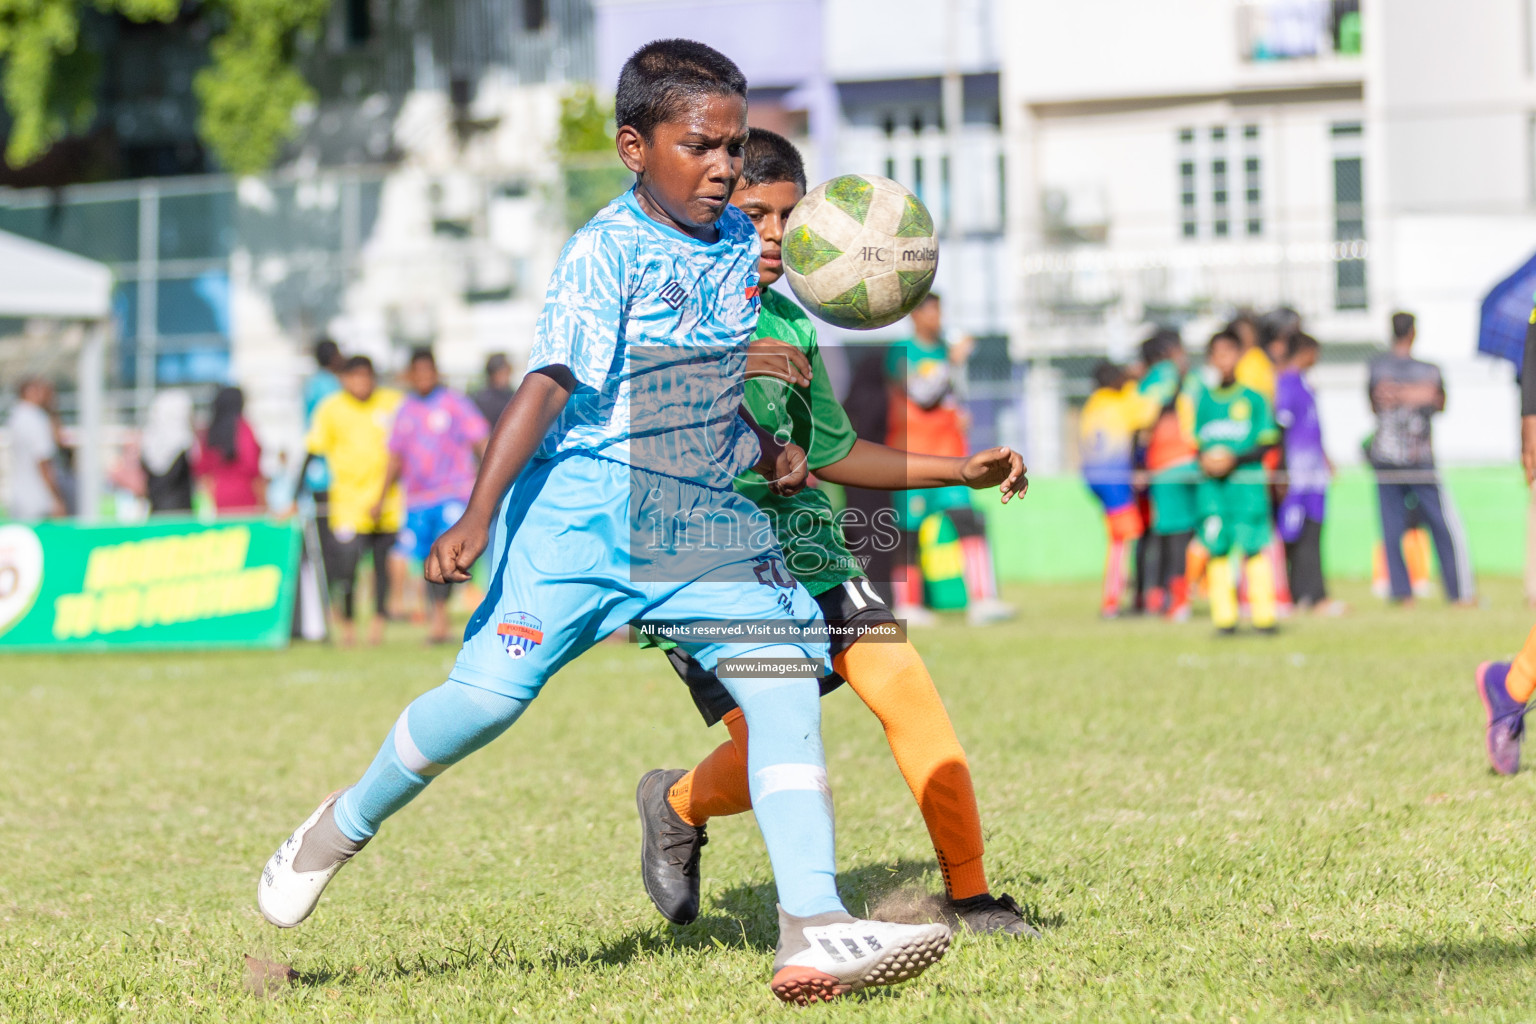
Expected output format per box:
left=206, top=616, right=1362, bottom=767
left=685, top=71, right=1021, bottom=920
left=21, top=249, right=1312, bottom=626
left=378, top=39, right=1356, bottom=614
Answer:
left=637, top=129, right=1037, bottom=937
left=1131, top=330, right=1205, bottom=620
left=1195, top=330, right=1281, bottom=633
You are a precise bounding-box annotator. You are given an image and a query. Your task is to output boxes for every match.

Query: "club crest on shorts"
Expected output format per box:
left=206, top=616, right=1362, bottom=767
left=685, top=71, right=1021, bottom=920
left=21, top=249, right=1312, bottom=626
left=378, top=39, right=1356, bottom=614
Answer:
left=497, top=612, right=544, bottom=659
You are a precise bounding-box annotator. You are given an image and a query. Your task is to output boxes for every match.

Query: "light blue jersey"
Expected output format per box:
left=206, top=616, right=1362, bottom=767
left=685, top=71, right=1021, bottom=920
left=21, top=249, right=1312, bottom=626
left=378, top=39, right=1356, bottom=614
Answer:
left=529, top=188, right=764, bottom=490
left=447, top=187, right=826, bottom=699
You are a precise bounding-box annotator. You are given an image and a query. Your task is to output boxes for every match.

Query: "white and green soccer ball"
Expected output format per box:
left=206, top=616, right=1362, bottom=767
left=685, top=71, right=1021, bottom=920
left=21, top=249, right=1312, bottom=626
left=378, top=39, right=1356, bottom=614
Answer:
left=781, top=174, right=938, bottom=330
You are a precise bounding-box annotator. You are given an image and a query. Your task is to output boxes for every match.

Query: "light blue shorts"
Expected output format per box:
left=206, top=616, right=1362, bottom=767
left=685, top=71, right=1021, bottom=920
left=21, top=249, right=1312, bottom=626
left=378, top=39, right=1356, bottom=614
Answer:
left=449, top=452, right=828, bottom=701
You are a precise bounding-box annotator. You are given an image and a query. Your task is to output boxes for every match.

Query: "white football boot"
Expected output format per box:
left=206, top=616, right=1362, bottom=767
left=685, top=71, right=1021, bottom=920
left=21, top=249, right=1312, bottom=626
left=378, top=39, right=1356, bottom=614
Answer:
left=257, top=791, right=368, bottom=928
left=769, top=906, right=952, bottom=1004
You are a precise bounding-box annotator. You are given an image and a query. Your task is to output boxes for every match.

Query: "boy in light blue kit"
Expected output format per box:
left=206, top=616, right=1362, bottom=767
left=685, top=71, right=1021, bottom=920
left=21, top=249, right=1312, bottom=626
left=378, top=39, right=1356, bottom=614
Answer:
left=256, top=38, right=949, bottom=1005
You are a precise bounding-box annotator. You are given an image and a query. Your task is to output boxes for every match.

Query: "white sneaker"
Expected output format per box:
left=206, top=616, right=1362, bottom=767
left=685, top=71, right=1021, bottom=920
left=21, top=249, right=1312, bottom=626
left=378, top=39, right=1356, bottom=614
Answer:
left=893, top=603, right=938, bottom=628
left=966, top=597, right=1016, bottom=626
left=769, top=906, right=951, bottom=1004
left=257, top=791, right=367, bottom=928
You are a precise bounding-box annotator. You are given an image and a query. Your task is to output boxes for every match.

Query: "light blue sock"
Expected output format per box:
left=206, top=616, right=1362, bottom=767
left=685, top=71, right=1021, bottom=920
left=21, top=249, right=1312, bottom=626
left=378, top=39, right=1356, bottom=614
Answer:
left=723, top=654, right=846, bottom=919
left=333, top=680, right=529, bottom=842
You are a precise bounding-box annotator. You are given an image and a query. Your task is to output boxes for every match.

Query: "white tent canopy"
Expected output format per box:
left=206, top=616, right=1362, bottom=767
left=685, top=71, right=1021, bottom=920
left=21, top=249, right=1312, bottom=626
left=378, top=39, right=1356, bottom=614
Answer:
left=0, top=229, right=112, bottom=320
left=0, top=229, right=114, bottom=520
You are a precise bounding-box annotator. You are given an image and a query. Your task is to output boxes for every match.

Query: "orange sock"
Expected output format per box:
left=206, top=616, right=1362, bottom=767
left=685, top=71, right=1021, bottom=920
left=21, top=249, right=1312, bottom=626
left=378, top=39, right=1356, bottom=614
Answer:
left=835, top=638, right=989, bottom=900
left=1185, top=538, right=1209, bottom=592
left=1508, top=625, right=1536, bottom=703
left=667, top=708, right=752, bottom=827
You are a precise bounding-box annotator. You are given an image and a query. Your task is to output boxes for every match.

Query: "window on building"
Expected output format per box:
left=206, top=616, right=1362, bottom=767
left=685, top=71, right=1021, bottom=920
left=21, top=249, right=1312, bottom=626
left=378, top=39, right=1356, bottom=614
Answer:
left=1244, top=157, right=1262, bottom=235
left=1180, top=160, right=1197, bottom=238
left=522, top=0, right=548, bottom=32
left=1240, top=0, right=1362, bottom=60
left=1212, top=157, right=1229, bottom=237
left=345, top=0, right=372, bottom=45
left=1334, top=155, right=1366, bottom=309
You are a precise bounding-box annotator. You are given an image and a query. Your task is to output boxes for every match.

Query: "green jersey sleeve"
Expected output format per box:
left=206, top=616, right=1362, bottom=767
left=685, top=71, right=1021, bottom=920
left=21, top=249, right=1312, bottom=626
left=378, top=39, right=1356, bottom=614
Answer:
left=803, top=345, right=856, bottom=469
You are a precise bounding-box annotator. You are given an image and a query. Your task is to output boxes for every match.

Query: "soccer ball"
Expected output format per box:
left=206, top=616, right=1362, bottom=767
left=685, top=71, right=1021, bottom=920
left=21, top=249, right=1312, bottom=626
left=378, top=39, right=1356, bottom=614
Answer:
left=781, top=174, right=938, bottom=330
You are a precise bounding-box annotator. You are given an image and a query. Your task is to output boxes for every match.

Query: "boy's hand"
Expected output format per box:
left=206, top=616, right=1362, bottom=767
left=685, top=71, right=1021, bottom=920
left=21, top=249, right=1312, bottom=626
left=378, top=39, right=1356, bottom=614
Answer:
left=1200, top=447, right=1236, bottom=478
left=759, top=441, right=808, bottom=496
left=425, top=513, right=490, bottom=583
left=746, top=338, right=812, bottom=387
left=959, top=446, right=1029, bottom=503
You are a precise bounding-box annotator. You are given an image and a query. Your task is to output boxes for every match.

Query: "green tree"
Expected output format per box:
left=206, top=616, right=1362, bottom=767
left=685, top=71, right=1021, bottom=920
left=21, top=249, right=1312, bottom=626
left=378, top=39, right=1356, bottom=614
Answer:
left=555, top=85, right=631, bottom=230
left=0, top=0, right=328, bottom=175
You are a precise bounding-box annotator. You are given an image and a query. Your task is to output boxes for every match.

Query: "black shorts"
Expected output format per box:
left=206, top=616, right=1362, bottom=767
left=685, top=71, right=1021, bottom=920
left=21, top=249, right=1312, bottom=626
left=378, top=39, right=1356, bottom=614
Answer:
left=667, top=576, right=901, bottom=727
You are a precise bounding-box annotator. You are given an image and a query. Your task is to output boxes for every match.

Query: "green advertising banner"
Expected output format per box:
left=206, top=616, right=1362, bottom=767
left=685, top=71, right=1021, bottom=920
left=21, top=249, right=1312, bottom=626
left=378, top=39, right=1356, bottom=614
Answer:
left=0, top=518, right=301, bottom=651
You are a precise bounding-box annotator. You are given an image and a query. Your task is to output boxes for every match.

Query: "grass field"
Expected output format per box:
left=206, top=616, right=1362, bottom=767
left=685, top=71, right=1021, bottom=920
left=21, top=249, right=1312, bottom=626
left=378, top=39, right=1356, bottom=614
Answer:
left=7, top=580, right=1536, bottom=1022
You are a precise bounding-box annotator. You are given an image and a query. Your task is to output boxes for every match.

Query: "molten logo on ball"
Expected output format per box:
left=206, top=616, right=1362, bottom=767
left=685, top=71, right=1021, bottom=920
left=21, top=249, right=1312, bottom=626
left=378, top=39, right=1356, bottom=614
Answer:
left=782, top=174, right=939, bottom=330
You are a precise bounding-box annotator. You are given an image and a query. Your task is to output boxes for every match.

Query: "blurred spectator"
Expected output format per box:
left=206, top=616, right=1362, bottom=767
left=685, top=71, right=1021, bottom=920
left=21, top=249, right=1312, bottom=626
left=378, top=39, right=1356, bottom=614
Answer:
left=1080, top=361, right=1144, bottom=618
left=1275, top=333, right=1344, bottom=614
left=885, top=292, right=1013, bottom=626
left=1368, top=311, right=1475, bottom=605
left=301, top=355, right=403, bottom=646
left=304, top=338, right=345, bottom=424
left=1233, top=313, right=1277, bottom=401
left=5, top=377, right=67, bottom=520
left=303, top=338, right=345, bottom=604
left=839, top=344, right=896, bottom=604
left=1261, top=306, right=1302, bottom=368
left=375, top=348, right=489, bottom=643
left=140, top=389, right=196, bottom=515
left=471, top=352, right=516, bottom=427
left=195, top=386, right=265, bottom=514
left=303, top=337, right=344, bottom=507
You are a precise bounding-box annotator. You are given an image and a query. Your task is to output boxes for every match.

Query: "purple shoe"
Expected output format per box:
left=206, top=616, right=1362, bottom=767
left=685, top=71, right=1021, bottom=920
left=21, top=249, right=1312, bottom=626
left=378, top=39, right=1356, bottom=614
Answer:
left=1477, top=661, right=1526, bottom=776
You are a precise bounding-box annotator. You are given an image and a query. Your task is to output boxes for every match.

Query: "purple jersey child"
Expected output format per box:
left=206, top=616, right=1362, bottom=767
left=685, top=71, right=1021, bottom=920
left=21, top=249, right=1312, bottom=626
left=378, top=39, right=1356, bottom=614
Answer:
left=1274, top=367, right=1327, bottom=542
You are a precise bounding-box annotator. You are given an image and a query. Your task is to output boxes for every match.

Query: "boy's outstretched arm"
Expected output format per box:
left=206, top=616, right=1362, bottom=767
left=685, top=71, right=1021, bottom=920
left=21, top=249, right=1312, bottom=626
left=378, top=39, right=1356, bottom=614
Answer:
left=425, top=368, right=575, bottom=583
left=813, top=439, right=1028, bottom=503
left=740, top=408, right=809, bottom=496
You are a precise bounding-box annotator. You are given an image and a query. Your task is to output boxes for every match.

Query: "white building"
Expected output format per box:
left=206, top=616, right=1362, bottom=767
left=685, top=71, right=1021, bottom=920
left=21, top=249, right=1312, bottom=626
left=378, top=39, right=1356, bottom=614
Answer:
left=1001, top=0, right=1536, bottom=470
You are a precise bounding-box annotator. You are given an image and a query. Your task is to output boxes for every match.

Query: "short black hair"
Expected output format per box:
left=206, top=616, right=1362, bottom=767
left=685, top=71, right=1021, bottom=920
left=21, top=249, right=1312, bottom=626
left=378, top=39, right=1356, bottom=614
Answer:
left=1261, top=307, right=1302, bottom=347
left=1091, top=360, right=1127, bottom=391
left=616, top=39, right=747, bottom=141
left=408, top=347, right=435, bottom=368
left=341, top=355, right=374, bottom=375
left=1287, top=332, right=1320, bottom=360
left=1391, top=311, right=1416, bottom=340
left=741, top=128, right=806, bottom=191
left=314, top=338, right=341, bottom=368
left=1140, top=328, right=1183, bottom=366
left=1207, top=329, right=1241, bottom=354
